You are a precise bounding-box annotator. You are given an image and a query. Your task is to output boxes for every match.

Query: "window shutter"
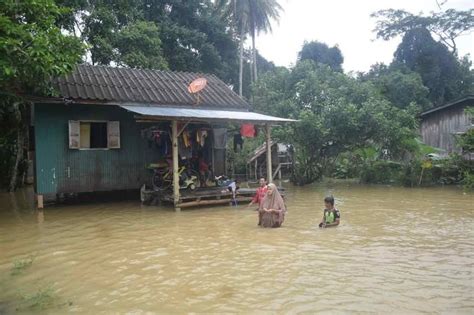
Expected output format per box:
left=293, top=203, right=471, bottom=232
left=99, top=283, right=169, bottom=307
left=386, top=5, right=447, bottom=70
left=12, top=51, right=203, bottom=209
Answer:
left=107, top=121, right=120, bottom=149
left=68, top=120, right=80, bottom=149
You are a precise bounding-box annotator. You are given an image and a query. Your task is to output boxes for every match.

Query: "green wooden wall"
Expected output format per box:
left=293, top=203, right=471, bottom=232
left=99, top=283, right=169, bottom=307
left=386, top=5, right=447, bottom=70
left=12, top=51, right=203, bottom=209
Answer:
left=34, top=104, right=155, bottom=195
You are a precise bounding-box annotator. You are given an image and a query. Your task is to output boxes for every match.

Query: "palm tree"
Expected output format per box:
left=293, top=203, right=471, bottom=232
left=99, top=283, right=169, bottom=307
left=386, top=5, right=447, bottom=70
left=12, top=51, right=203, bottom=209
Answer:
left=248, top=0, right=282, bottom=82
left=216, top=0, right=282, bottom=97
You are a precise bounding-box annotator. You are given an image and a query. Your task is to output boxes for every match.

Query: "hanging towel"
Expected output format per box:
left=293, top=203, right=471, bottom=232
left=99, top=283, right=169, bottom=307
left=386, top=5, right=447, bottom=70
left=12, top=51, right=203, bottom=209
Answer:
left=213, top=128, right=227, bottom=149
left=240, top=124, right=256, bottom=138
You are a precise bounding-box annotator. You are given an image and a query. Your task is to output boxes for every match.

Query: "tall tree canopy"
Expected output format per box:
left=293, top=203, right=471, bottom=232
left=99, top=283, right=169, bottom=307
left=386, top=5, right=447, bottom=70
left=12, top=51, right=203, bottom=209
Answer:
left=372, top=7, right=474, bottom=106
left=360, top=63, right=430, bottom=111
left=0, top=0, right=85, bottom=191
left=59, top=0, right=240, bottom=84
left=298, top=41, right=344, bottom=72
left=393, top=28, right=473, bottom=105
left=372, top=8, right=474, bottom=54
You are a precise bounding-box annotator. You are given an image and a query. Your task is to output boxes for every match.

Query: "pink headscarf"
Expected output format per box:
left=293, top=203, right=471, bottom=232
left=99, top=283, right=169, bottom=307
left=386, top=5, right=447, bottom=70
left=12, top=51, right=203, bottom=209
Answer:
left=259, top=183, right=287, bottom=223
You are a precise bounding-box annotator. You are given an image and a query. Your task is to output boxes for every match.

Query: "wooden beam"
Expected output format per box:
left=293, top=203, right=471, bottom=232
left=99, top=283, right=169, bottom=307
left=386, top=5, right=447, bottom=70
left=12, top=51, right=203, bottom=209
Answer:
left=171, top=120, right=180, bottom=212
left=179, top=196, right=253, bottom=208
left=254, top=159, right=257, bottom=180
left=266, top=124, right=273, bottom=183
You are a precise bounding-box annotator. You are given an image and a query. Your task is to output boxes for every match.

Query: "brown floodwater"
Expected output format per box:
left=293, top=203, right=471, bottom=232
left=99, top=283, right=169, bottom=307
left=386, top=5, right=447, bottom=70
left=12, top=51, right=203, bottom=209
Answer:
left=0, top=183, right=473, bottom=314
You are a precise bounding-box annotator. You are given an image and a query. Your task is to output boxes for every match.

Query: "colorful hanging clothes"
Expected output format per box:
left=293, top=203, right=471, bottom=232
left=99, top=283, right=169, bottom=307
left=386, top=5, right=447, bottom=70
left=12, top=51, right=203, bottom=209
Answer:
left=240, top=124, right=256, bottom=138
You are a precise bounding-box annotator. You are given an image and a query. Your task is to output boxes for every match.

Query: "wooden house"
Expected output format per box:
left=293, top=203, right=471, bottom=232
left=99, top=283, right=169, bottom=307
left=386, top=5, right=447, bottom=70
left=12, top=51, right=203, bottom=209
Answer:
left=420, top=95, right=473, bottom=157
left=31, top=65, right=294, bottom=210
left=247, top=141, right=293, bottom=180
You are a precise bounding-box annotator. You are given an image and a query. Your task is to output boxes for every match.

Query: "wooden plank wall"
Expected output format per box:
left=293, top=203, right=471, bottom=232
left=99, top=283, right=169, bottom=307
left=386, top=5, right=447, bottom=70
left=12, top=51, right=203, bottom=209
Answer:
left=420, top=104, right=472, bottom=155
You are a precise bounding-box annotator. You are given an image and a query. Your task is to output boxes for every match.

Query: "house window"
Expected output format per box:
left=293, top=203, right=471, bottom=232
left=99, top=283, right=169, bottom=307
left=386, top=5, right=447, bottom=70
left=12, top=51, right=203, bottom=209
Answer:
left=69, top=120, right=120, bottom=149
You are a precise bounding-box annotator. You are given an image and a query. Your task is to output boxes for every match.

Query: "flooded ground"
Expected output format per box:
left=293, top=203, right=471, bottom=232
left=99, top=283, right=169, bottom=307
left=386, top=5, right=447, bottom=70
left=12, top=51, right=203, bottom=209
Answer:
left=0, top=183, right=473, bottom=314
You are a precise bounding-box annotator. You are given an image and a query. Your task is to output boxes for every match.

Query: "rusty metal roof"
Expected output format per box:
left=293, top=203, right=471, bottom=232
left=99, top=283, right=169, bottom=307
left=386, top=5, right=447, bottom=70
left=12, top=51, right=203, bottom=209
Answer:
left=121, top=105, right=297, bottom=123
left=52, top=64, right=249, bottom=110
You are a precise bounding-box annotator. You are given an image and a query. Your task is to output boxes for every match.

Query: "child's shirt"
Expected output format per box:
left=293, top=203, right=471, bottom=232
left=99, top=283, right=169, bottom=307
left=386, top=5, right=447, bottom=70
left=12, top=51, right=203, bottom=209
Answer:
left=324, top=208, right=340, bottom=224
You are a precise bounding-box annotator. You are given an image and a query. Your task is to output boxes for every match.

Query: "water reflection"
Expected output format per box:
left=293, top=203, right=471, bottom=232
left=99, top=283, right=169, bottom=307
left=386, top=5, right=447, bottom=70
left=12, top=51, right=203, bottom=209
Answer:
left=0, top=184, right=473, bottom=313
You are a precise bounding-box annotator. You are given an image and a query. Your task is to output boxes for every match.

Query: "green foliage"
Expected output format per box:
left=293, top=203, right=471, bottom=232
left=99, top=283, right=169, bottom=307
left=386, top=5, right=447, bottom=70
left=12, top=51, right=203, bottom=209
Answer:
left=372, top=8, right=474, bottom=106
left=0, top=0, right=85, bottom=94
left=253, top=60, right=418, bottom=185
left=393, top=28, right=472, bottom=106
left=20, top=285, right=55, bottom=310
left=298, top=41, right=344, bottom=72
left=11, top=255, right=35, bottom=276
left=0, top=0, right=84, bottom=190
left=115, top=21, right=168, bottom=69
left=361, top=63, right=430, bottom=110
left=371, top=8, right=474, bottom=54
left=65, top=0, right=240, bottom=84
left=455, top=108, right=474, bottom=154
left=226, top=133, right=264, bottom=177
left=360, top=160, right=403, bottom=184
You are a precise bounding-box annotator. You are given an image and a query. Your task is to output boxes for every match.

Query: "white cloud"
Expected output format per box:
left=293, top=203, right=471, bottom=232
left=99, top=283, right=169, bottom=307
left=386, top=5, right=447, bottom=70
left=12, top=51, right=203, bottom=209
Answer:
left=256, top=0, right=474, bottom=72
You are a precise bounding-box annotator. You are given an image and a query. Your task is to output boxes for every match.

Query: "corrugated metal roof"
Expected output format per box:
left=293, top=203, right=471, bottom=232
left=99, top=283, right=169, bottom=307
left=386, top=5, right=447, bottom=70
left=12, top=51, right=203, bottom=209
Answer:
left=120, top=105, right=297, bottom=123
left=52, top=64, right=249, bottom=110
left=420, top=95, right=474, bottom=117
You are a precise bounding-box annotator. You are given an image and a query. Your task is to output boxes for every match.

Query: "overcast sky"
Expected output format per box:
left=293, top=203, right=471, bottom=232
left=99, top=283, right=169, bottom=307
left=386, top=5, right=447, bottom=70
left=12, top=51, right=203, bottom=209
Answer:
left=256, top=0, right=474, bottom=73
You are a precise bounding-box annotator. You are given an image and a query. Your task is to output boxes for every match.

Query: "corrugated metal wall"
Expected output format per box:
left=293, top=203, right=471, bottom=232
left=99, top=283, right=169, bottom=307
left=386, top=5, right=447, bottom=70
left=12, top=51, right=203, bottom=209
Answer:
left=35, top=104, right=155, bottom=194
left=420, top=105, right=471, bottom=155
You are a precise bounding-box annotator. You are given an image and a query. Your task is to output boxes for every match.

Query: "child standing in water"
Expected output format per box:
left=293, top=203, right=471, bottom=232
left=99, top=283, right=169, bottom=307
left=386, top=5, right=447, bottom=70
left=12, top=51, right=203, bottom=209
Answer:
left=319, top=196, right=340, bottom=228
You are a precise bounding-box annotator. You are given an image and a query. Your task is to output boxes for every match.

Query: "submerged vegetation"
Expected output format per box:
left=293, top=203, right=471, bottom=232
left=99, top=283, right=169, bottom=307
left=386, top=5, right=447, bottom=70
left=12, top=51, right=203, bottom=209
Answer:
left=19, top=285, right=56, bottom=310
left=10, top=255, right=35, bottom=276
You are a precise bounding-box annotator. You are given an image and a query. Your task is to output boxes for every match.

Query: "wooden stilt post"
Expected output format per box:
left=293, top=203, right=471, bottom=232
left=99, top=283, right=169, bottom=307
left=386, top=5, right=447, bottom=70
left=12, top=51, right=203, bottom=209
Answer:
left=171, top=120, right=180, bottom=212
left=266, top=124, right=273, bottom=184
left=254, top=159, right=257, bottom=180
left=37, top=194, right=44, bottom=209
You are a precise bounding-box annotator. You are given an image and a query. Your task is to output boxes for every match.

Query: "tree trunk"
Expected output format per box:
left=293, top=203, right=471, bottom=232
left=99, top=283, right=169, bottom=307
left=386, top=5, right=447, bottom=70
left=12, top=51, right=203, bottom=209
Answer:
left=238, top=19, right=245, bottom=97
left=249, top=49, right=254, bottom=85
left=9, top=103, right=24, bottom=192
left=252, top=29, right=257, bottom=82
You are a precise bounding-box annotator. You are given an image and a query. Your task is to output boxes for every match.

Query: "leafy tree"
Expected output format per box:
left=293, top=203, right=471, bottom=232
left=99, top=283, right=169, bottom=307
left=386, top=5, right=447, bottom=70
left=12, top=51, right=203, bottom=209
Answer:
left=60, top=0, right=240, bottom=84
left=0, top=0, right=84, bottom=190
left=393, top=28, right=471, bottom=105
left=298, top=41, right=344, bottom=72
left=115, top=21, right=168, bottom=69
left=253, top=61, right=417, bottom=184
left=361, top=63, right=430, bottom=110
left=372, top=8, right=474, bottom=54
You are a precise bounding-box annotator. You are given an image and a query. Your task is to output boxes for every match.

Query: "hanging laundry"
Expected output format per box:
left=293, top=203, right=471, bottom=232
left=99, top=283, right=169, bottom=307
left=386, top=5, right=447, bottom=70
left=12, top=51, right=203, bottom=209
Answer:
left=234, top=134, right=243, bottom=152
left=196, top=130, right=208, bottom=147
left=182, top=130, right=191, bottom=148
left=213, top=128, right=227, bottom=149
left=240, top=124, right=256, bottom=138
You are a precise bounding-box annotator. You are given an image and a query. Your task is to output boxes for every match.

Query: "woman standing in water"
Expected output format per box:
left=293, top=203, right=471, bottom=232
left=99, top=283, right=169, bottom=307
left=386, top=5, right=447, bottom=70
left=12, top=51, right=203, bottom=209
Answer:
left=258, top=183, right=286, bottom=228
